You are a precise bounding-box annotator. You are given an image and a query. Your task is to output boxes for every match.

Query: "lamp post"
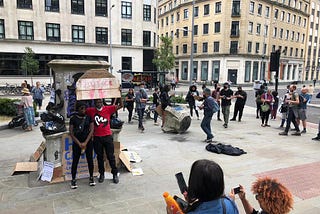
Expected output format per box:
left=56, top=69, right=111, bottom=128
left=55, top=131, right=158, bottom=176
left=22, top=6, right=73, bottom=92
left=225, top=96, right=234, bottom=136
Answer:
left=189, top=0, right=195, bottom=86
left=109, top=1, right=115, bottom=74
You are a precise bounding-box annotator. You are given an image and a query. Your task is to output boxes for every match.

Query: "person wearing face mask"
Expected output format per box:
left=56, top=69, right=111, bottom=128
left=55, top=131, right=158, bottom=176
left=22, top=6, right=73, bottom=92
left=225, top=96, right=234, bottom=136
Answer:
left=219, top=82, right=234, bottom=128
left=86, top=98, right=123, bottom=184
left=212, top=83, right=222, bottom=121
left=230, top=86, right=247, bottom=122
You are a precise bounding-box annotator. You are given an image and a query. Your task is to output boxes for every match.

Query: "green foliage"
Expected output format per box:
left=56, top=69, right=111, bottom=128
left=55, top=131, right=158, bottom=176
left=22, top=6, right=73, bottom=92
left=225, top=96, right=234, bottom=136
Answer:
left=152, top=36, right=175, bottom=73
left=170, top=94, right=187, bottom=104
left=21, top=47, right=39, bottom=76
left=0, top=98, right=20, bottom=116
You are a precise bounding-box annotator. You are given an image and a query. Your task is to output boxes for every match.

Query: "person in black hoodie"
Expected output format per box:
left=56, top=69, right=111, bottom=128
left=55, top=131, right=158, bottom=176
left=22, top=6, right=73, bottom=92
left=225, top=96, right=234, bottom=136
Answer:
left=230, top=86, right=247, bottom=122
left=186, top=85, right=200, bottom=120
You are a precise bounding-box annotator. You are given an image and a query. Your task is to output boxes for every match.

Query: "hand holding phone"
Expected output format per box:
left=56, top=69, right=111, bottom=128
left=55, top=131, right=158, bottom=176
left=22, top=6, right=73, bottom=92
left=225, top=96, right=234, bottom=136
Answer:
left=233, top=186, right=241, bottom=194
left=175, top=172, right=188, bottom=194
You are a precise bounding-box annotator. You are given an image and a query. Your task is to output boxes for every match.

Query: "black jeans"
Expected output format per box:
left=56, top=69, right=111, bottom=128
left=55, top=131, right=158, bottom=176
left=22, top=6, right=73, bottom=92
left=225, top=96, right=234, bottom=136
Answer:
left=284, top=108, right=300, bottom=133
left=232, top=103, right=244, bottom=120
left=93, top=135, right=118, bottom=176
left=71, top=140, right=94, bottom=180
left=261, top=110, right=270, bottom=125
left=188, top=103, right=199, bottom=117
left=127, top=106, right=133, bottom=122
left=137, top=108, right=145, bottom=128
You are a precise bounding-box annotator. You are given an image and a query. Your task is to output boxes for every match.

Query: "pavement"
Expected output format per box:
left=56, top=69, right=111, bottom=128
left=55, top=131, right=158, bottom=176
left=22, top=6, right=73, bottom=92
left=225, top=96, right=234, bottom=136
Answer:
left=0, top=84, right=320, bottom=214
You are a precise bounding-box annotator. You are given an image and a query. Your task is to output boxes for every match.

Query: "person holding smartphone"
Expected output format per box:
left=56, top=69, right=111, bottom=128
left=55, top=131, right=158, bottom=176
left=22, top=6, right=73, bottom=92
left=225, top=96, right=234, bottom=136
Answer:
left=167, top=159, right=239, bottom=214
left=236, top=177, right=293, bottom=214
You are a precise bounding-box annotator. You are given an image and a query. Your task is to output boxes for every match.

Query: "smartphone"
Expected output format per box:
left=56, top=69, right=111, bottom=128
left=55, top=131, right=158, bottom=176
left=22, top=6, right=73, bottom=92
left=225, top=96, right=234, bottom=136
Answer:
left=174, top=195, right=188, bottom=211
left=233, top=186, right=241, bottom=194
left=175, top=172, right=188, bottom=194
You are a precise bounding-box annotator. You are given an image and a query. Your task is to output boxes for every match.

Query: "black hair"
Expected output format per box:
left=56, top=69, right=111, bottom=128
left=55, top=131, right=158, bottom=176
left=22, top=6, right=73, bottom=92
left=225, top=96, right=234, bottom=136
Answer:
left=187, top=159, right=224, bottom=202
left=75, top=101, right=87, bottom=110
left=163, top=84, right=170, bottom=92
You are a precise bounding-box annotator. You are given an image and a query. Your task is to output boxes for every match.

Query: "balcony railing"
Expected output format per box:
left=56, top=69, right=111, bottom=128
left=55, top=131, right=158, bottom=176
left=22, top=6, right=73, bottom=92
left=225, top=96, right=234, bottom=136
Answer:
left=231, top=9, right=240, bottom=17
left=230, top=47, right=238, bottom=54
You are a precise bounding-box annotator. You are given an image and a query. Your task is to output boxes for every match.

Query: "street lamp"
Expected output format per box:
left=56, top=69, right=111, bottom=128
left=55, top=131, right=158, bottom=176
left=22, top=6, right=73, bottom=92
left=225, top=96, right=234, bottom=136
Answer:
left=189, top=0, right=195, bottom=86
left=109, top=1, right=115, bottom=74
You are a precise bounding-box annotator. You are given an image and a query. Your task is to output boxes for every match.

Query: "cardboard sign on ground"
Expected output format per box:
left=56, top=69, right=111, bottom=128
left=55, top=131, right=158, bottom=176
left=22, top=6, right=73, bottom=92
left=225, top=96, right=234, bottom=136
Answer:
left=12, top=162, right=38, bottom=175
left=30, top=141, right=46, bottom=162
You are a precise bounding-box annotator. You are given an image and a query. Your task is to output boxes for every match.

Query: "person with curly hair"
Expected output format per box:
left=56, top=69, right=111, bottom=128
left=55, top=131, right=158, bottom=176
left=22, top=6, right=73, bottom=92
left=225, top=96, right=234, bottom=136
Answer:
left=237, top=177, right=293, bottom=214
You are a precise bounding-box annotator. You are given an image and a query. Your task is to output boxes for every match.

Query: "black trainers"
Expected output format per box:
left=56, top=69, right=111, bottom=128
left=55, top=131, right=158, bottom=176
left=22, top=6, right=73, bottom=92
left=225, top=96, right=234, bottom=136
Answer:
left=230, top=118, right=236, bottom=121
left=71, top=180, right=77, bottom=189
left=113, top=174, right=119, bottom=184
left=312, top=136, right=320, bottom=141
left=279, top=132, right=288, bottom=136
left=98, top=174, right=105, bottom=183
left=301, top=130, right=306, bottom=134
left=291, top=131, right=301, bottom=136
left=89, top=177, right=96, bottom=186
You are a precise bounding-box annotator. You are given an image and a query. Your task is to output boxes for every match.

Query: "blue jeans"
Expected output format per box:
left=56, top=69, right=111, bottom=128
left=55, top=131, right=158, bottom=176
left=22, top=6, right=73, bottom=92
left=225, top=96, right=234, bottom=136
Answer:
left=137, top=108, right=145, bottom=128
left=201, top=113, right=213, bottom=140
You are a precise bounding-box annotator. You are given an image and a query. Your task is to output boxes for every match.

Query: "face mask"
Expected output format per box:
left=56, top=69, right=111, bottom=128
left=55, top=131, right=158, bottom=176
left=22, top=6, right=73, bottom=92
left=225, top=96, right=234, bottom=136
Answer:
left=224, top=86, right=228, bottom=89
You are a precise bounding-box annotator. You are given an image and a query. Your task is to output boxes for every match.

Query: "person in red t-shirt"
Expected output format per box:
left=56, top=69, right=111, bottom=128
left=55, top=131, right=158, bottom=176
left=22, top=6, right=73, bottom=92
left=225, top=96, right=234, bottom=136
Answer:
left=86, top=98, right=123, bottom=184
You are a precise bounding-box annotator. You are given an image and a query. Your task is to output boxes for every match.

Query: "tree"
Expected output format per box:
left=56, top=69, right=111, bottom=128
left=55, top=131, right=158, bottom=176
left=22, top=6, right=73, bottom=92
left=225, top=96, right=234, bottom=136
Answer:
left=21, top=47, right=39, bottom=86
left=152, top=36, right=175, bottom=82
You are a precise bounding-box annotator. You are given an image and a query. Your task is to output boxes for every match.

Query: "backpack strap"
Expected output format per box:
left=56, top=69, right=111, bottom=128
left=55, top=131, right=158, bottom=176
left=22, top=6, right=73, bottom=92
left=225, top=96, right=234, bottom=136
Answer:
left=220, top=198, right=226, bottom=214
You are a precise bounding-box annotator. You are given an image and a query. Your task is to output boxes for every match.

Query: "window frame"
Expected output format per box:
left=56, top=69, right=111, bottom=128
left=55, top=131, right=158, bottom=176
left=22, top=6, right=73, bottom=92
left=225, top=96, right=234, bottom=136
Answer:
left=143, top=31, right=151, bottom=47
left=18, top=20, right=34, bottom=40
left=95, top=0, right=107, bottom=17
left=96, top=27, right=108, bottom=44
left=121, top=1, right=132, bottom=19
left=17, top=0, right=32, bottom=9
left=0, top=19, right=5, bottom=39
left=143, top=4, right=151, bottom=21
left=45, top=0, right=59, bottom=12
left=72, top=25, right=85, bottom=43
left=215, top=2, right=221, bottom=13
left=46, top=23, right=61, bottom=42
left=121, top=28, right=132, bottom=46
left=71, top=0, right=84, bottom=15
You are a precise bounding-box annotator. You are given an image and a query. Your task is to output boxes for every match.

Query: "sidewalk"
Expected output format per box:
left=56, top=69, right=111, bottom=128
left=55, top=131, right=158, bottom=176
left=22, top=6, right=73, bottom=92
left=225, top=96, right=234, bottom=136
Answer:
left=0, top=99, right=320, bottom=213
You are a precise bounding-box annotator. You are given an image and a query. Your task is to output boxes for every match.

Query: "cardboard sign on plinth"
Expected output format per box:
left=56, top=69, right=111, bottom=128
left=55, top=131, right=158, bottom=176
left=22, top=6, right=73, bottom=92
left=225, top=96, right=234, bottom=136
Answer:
left=76, top=69, right=121, bottom=100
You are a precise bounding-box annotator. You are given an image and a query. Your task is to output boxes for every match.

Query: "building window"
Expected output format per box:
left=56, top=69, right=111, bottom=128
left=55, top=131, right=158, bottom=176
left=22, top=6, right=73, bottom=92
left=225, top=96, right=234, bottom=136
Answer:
left=203, top=23, right=209, bottom=34
left=194, top=25, right=198, bottom=36
left=212, top=61, right=220, bottom=81
left=192, top=61, right=198, bottom=80
left=95, top=0, right=107, bottom=17
left=256, top=23, right=261, bottom=35
left=18, top=21, right=34, bottom=40
left=176, top=12, right=180, bottom=21
left=265, top=6, right=270, bottom=17
left=287, top=13, right=291, bottom=22
left=0, top=19, right=5, bottom=39
left=171, top=14, right=174, bottom=23
left=201, top=61, right=208, bottom=81
left=184, top=9, right=188, bottom=18
left=46, top=23, right=60, bottom=42
left=213, top=41, right=219, bottom=52
left=182, top=44, right=187, bottom=53
left=204, top=4, right=210, bottom=15
left=252, top=61, right=259, bottom=81
left=194, top=6, right=199, bottom=17
left=121, top=1, right=132, bottom=19
left=45, top=0, right=59, bottom=12
left=248, top=22, right=253, bottom=33
left=232, top=0, right=240, bottom=16
left=231, top=21, right=240, bottom=36
left=166, top=17, right=168, bottom=25
left=255, top=42, right=260, bottom=53
left=215, top=2, right=221, bottom=13
left=183, top=27, right=188, bottom=36
left=202, top=42, right=208, bottom=53
left=214, top=22, right=221, bottom=33
left=181, top=61, right=188, bottom=80
left=17, top=0, right=32, bottom=9
left=122, top=57, right=132, bottom=70
left=273, top=27, right=277, bottom=37
left=143, top=31, right=151, bottom=47
left=143, top=4, right=151, bottom=21
left=0, top=0, right=3, bottom=6
left=176, top=46, right=179, bottom=54
left=72, top=25, right=85, bottom=43
left=264, top=25, right=268, bottom=36
left=280, top=11, right=284, bottom=21
left=257, top=4, right=262, bottom=15
left=249, top=1, right=254, bottom=13
left=274, top=9, right=278, bottom=19
left=121, top=28, right=132, bottom=45
left=96, top=27, right=108, bottom=44
left=71, top=0, right=84, bottom=14
left=154, top=7, right=156, bottom=23
left=230, top=41, right=238, bottom=54
left=280, top=28, right=283, bottom=39
left=193, top=44, right=197, bottom=53
left=248, top=41, right=252, bottom=53
left=245, top=61, right=251, bottom=82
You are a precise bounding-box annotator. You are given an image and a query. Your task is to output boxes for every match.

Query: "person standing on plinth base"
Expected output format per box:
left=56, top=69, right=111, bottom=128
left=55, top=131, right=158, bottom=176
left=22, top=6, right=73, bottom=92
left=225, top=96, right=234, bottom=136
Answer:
left=86, top=98, right=123, bottom=184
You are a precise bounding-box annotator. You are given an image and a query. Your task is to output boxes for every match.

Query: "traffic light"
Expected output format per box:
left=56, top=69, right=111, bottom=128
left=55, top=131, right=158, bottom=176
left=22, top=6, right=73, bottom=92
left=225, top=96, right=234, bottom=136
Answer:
left=270, top=50, right=280, bottom=73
